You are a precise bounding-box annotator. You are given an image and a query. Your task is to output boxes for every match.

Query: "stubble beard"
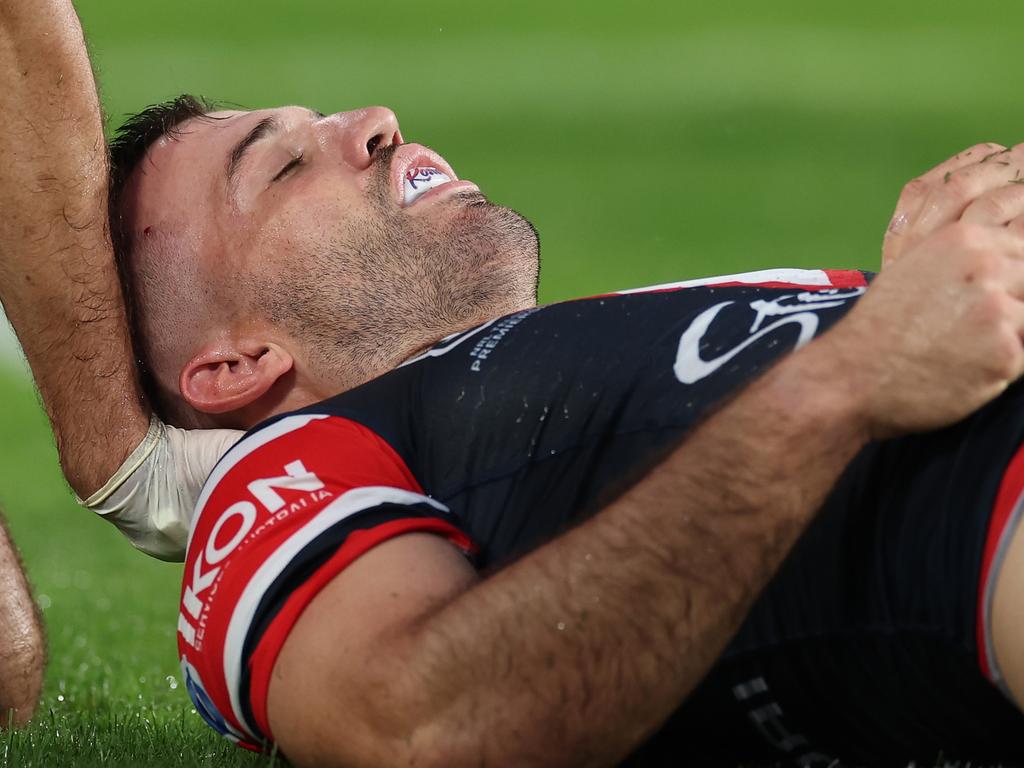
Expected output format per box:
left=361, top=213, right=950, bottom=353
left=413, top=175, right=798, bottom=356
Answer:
left=262, top=144, right=541, bottom=391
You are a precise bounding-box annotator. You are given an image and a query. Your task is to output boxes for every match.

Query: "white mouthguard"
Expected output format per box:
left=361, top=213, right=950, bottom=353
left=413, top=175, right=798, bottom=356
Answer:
left=403, top=167, right=452, bottom=205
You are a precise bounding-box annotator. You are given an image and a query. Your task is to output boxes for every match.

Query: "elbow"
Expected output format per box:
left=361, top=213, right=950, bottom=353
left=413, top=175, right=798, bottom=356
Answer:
left=273, top=663, right=490, bottom=768
left=356, top=684, right=546, bottom=768
left=0, top=625, right=45, bottom=727
left=0, top=521, right=45, bottom=726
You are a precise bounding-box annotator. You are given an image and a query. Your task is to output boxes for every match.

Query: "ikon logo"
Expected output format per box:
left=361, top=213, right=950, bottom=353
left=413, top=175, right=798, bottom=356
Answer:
left=178, top=460, right=325, bottom=648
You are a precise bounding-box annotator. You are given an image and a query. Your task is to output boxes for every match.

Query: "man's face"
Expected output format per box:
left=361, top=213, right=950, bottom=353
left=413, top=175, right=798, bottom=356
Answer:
left=123, top=105, right=539, bottom=413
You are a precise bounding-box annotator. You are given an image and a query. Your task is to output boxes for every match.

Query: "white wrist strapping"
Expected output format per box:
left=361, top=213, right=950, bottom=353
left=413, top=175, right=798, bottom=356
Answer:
left=79, top=416, right=243, bottom=561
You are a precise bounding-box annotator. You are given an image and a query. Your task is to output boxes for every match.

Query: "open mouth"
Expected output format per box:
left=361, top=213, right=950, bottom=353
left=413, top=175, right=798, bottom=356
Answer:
left=390, top=143, right=477, bottom=208
left=403, top=167, right=453, bottom=205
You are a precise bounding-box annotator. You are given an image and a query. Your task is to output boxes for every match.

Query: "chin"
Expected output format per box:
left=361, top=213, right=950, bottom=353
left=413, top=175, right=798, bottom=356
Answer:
left=448, top=195, right=540, bottom=300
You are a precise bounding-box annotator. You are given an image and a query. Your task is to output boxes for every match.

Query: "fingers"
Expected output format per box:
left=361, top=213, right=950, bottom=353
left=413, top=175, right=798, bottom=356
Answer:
left=980, top=228, right=1024, bottom=299
left=1006, top=260, right=1024, bottom=302
left=919, top=143, right=1006, bottom=186
left=1002, top=297, right=1024, bottom=382
left=916, top=151, right=1021, bottom=229
left=887, top=143, right=1004, bottom=237
left=1011, top=215, right=1024, bottom=241
left=884, top=142, right=1009, bottom=266
left=1013, top=295, right=1024, bottom=337
left=988, top=250, right=1024, bottom=380
left=963, top=180, right=1024, bottom=227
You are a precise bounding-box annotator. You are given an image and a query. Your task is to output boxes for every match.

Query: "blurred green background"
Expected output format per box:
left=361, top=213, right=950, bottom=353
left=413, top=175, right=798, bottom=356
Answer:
left=1, top=0, right=1023, bottom=764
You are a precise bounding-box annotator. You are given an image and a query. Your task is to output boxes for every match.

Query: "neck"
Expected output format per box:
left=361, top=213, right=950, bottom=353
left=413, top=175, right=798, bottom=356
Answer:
left=226, top=299, right=540, bottom=431
left=396, top=298, right=540, bottom=365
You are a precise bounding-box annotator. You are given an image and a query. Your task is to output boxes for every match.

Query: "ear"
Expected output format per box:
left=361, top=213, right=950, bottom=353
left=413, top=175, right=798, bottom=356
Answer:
left=180, top=340, right=293, bottom=416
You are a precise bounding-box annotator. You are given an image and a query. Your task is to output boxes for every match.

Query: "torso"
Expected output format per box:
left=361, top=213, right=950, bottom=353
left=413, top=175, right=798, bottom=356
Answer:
left=181, top=268, right=1024, bottom=764
left=315, top=270, right=868, bottom=568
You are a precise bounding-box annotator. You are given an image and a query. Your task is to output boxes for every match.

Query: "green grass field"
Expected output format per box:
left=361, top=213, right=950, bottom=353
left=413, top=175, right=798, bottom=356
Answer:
left=2, top=0, right=1024, bottom=764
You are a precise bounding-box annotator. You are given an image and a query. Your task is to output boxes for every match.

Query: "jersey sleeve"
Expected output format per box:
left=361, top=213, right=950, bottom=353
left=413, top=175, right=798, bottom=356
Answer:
left=176, top=413, right=475, bottom=750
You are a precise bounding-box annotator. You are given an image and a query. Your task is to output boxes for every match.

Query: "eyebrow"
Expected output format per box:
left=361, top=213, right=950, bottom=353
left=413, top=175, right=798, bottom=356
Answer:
left=225, top=116, right=281, bottom=187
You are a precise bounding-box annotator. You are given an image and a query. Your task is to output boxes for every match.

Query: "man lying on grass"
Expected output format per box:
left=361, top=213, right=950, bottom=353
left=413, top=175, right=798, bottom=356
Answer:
left=7, top=2, right=1024, bottom=767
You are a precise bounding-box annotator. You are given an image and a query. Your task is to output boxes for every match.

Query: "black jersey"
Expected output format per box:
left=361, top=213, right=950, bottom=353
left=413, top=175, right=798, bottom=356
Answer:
left=176, top=268, right=1024, bottom=765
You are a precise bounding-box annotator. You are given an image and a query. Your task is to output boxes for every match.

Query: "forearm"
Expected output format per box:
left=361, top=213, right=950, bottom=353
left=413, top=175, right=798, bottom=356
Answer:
left=0, top=1, right=148, bottom=494
left=0, top=517, right=43, bottom=726
left=395, top=335, right=866, bottom=767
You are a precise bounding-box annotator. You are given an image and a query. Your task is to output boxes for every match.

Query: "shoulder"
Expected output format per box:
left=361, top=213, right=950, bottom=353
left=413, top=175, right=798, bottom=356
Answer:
left=179, top=411, right=475, bottom=746
left=193, top=414, right=421, bottom=537
left=187, top=413, right=468, bottom=596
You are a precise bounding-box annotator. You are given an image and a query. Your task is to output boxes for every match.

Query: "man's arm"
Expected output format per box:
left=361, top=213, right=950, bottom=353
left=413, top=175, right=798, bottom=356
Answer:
left=268, top=221, right=1024, bottom=768
left=271, top=340, right=866, bottom=768
left=0, top=1, right=148, bottom=495
left=887, top=144, right=1024, bottom=718
left=0, top=516, right=43, bottom=726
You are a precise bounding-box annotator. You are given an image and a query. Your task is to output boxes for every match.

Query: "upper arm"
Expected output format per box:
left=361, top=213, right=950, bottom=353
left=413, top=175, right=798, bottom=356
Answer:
left=176, top=414, right=477, bottom=753
left=268, top=532, right=479, bottom=767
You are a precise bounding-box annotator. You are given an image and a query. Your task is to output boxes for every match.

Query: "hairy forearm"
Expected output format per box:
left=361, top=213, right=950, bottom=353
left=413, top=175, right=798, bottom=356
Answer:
left=0, top=1, right=147, bottom=494
left=0, top=517, right=43, bottom=726
left=391, top=336, right=866, bottom=767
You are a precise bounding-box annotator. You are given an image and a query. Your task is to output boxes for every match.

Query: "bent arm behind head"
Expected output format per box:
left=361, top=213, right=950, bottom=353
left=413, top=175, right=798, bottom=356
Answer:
left=0, top=0, right=149, bottom=495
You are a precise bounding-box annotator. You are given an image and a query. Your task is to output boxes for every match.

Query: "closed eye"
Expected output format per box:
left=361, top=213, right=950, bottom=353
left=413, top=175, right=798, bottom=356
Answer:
left=272, top=153, right=304, bottom=182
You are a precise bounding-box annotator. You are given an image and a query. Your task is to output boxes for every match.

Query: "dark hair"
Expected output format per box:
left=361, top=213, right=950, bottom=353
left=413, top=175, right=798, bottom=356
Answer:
left=107, top=94, right=218, bottom=419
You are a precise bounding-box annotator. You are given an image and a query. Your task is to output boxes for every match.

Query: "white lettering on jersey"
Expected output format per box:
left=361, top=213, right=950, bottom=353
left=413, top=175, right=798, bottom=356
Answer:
left=674, top=288, right=865, bottom=385
left=179, top=460, right=325, bottom=649
left=400, top=318, right=501, bottom=367
left=247, top=460, right=325, bottom=513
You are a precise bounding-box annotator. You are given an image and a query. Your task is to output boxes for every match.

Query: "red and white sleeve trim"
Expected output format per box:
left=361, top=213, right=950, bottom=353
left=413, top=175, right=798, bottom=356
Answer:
left=245, top=514, right=473, bottom=741
left=221, top=487, right=452, bottom=738
left=978, top=443, right=1024, bottom=693
left=178, top=413, right=474, bottom=749
left=613, top=268, right=869, bottom=295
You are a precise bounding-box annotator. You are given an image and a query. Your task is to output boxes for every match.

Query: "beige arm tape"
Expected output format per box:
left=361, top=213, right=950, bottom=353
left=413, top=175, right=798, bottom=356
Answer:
left=79, top=416, right=243, bottom=561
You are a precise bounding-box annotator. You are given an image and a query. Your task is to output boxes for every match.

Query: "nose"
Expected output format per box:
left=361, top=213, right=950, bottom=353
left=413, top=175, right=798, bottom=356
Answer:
left=329, top=106, right=403, bottom=170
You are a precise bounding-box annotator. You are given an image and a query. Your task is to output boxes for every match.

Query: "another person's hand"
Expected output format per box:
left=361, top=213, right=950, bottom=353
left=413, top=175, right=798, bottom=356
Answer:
left=883, top=141, right=1024, bottom=267
left=832, top=218, right=1024, bottom=437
